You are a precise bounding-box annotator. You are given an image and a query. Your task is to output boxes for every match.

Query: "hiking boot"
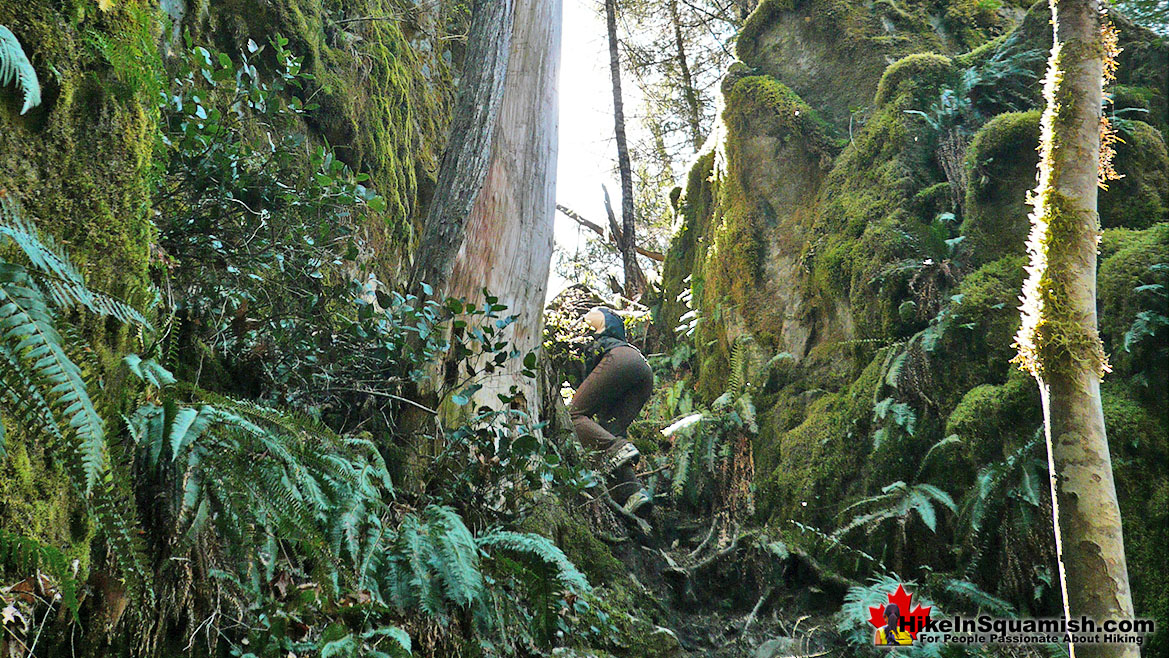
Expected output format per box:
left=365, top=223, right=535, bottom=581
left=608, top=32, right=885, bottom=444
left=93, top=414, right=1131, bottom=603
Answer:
left=622, top=489, right=654, bottom=520
left=601, top=440, right=640, bottom=475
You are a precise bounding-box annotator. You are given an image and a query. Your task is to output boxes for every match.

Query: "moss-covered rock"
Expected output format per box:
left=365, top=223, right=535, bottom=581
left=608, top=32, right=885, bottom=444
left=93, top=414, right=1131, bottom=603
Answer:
left=873, top=53, right=955, bottom=108
left=757, top=351, right=883, bottom=526
left=1102, top=383, right=1169, bottom=655
left=1097, top=223, right=1169, bottom=378
left=945, top=370, right=1038, bottom=466
left=687, top=75, right=839, bottom=398
left=961, top=110, right=1041, bottom=266
left=0, top=0, right=158, bottom=320
left=1099, top=120, right=1169, bottom=230
left=736, top=0, right=982, bottom=133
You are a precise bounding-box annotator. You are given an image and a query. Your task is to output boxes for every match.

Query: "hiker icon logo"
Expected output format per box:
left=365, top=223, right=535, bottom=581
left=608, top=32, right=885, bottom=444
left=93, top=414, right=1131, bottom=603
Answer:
left=869, top=584, right=931, bottom=648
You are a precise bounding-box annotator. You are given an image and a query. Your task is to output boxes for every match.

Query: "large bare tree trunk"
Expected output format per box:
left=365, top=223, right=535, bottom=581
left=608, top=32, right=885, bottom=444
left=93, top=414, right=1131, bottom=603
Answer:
left=669, top=0, right=703, bottom=151
left=409, top=0, right=514, bottom=296
left=446, top=0, right=563, bottom=418
left=604, top=0, right=646, bottom=298
left=1013, top=0, right=1135, bottom=655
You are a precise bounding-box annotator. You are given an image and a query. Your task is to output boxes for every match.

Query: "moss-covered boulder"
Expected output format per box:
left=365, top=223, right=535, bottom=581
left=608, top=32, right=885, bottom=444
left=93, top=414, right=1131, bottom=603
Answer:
left=1100, top=120, right=1169, bottom=230
left=961, top=111, right=1041, bottom=266
left=679, top=74, right=841, bottom=398
left=873, top=53, right=955, bottom=108
left=1097, top=223, right=1169, bottom=379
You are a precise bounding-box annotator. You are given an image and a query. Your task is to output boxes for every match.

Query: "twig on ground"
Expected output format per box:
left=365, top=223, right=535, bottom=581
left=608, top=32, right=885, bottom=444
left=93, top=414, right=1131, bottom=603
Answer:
left=741, top=585, right=775, bottom=635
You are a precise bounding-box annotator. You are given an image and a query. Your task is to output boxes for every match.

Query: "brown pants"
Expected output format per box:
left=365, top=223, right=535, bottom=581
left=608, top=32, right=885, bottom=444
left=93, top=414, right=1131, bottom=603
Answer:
left=570, top=345, right=653, bottom=499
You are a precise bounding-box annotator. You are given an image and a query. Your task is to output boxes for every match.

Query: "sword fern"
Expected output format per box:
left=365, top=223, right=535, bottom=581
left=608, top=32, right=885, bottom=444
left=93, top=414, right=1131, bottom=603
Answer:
left=0, top=25, right=40, bottom=115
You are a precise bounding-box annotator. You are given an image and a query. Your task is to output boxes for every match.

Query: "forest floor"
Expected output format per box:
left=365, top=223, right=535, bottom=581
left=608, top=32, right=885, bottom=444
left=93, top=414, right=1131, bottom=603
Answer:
left=593, top=498, right=852, bottom=657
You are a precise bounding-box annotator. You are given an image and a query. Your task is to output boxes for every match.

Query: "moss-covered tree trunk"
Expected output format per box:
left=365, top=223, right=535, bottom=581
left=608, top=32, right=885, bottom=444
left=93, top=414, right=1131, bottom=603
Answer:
left=447, top=0, right=562, bottom=417
left=1013, top=0, right=1136, bottom=654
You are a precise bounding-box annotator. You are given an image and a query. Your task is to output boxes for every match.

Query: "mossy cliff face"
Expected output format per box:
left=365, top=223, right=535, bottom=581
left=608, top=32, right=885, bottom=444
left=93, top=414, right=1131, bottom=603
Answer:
left=736, top=0, right=1012, bottom=134
left=661, top=0, right=1168, bottom=639
left=0, top=0, right=162, bottom=570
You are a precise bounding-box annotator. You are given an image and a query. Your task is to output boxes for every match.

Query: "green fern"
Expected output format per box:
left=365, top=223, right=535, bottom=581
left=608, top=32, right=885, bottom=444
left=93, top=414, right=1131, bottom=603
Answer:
left=0, top=199, right=150, bottom=328
left=835, top=480, right=956, bottom=539
left=959, top=431, right=1045, bottom=536
left=0, top=262, right=107, bottom=492
left=727, top=338, right=749, bottom=396
left=0, top=528, right=80, bottom=618
left=477, top=530, right=590, bottom=594
left=0, top=26, right=41, bottom=114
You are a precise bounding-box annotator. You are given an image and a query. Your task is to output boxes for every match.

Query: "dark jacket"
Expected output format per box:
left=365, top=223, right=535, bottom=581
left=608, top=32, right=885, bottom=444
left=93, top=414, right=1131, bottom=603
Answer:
left=583, top=308, right=630, bottom=377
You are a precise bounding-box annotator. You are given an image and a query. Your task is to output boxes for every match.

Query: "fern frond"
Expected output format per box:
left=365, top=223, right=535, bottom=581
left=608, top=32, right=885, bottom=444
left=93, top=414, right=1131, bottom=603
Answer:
left=0, top=262, right=106, bottom=492
left=89, top=479, right=153, bottom=599
left=0, top=528, right=80, bottom=618
left=477, top=530, right=591, bottom=594
left=728, top=338, right=748, bottom=396
left=0, top=198, right=150, bottom=328
left=424, top=505, right=484, bottom=608
left=939, top=578, right=1015, bottom=616
left=0, top=26, right=41, bottom=114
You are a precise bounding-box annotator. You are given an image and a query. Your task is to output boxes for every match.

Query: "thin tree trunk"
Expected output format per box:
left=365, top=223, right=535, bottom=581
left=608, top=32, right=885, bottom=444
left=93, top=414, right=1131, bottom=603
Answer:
left=409, top=0, right=514, bottom=296
left=604, top=0, right=646, bottom=298
left=669, top=0, right=703, bottom=151
left=1013, top=0, right=1135, bottom=654
left=446, top=0, right=562, bottom=418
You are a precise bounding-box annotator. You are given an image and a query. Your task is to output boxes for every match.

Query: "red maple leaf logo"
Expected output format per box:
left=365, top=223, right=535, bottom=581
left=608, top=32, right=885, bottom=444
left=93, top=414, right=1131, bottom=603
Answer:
left=868, top=584, right=932, bottom=640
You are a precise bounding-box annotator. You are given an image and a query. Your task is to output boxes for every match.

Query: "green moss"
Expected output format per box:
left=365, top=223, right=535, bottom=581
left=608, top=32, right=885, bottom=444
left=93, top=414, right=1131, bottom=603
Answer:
left=657, top=152, right=715, bottom=348
left=961, top=110, right=1042, bottom=266
left=873, top=53, right=955, bottom=107
left=757, top=351, right=883, bottom=526
left=196, top=0, right=454, bottom=273
left=687, top=76, right=835, bottom=397
left=1099, top=120, right=1169, bottom=230
left=941, top=0, right=1006, bottom=49
left=803, top=88, right=941, bottom=340
left=0, top=0, right=163, bottom=576
left=738, top=0, right=797, bottom=53
left=944, top=370, right=1039, bottom=466
left=1097, top=223, right=1169, bottom=377
left=0, top=428, right=92, bottom=576
left=913, top=181, right=953, bottom=218
left=1101, top=383, right=1169, bottom=655
left=941, top=255, right=1027, bottom=388
left=0, top=0, right=158, bottom=322
left=519, top=497, right=624, bottom=587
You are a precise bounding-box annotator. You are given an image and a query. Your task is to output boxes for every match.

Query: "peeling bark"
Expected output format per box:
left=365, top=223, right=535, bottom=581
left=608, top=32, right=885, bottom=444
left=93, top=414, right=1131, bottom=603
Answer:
left=409, top=0, right=515, bottom=296
left=446, top=0, right=562, bottom=418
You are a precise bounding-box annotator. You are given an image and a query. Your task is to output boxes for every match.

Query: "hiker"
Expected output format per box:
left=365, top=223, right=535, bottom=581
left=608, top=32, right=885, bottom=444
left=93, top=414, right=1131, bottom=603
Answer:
left=874, top=603, right=912, bottom=646
left=570, top=306, right=654, bottom=519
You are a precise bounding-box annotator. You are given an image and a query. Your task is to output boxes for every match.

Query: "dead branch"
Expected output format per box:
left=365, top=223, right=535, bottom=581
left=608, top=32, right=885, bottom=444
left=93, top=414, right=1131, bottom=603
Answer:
left=556, top=203, right=665, bottom=262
